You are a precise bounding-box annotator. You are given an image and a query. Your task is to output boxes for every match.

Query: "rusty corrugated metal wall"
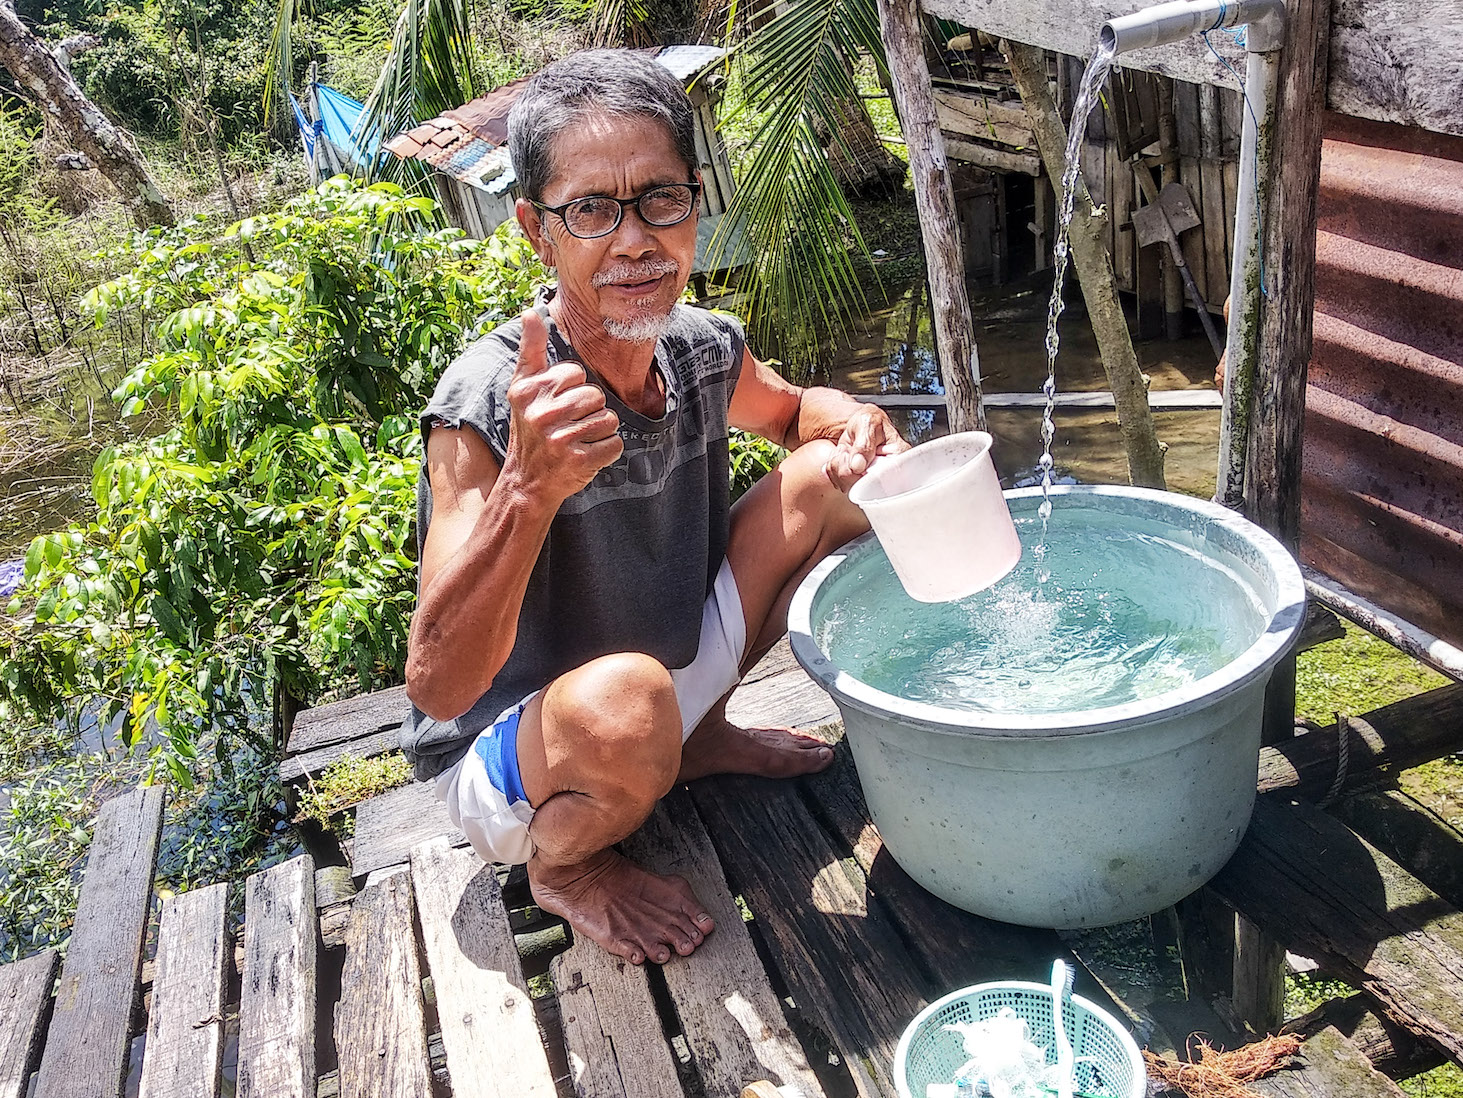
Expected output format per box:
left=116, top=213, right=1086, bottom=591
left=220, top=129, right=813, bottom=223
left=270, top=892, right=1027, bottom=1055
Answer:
left=1302, top=112, right=1463, bottom=646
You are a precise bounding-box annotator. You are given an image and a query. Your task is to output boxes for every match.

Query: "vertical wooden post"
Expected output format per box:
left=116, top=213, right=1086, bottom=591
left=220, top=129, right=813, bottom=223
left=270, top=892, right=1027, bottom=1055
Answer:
left=1227, top=0, right=1331, bottom=1037
left=1247, top=0, right=1332, bottom=747
left=875, top=0, right=986, bottom=433
left=1156, top=79, right=1185, bottom=340
left=1232, top=913, right=1287, bottom=1034
left=1244, top=0, right=1331, bottom=548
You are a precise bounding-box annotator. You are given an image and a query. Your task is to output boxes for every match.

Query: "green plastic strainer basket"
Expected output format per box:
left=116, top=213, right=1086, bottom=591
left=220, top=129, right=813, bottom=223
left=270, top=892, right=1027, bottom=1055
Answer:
left=893, top=981, right=1146, bottom=1098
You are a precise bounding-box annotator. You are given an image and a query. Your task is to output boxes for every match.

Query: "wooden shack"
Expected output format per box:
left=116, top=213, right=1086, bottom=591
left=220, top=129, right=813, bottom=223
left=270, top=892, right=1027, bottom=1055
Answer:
left=385, top=45, right=740, bottom=275
left=928, top=39, right=1244, bottom=321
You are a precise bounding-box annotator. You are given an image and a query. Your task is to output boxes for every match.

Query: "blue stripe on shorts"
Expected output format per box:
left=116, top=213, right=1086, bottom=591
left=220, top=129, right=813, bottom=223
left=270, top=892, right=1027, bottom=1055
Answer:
left=474, top=703, right=528, bottom=806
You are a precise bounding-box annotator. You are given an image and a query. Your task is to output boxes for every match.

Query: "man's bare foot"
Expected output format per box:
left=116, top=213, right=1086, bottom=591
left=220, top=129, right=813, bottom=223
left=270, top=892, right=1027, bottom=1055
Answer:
left=529, top=848, right=715, bottom=965
left=677, top=713, right=834, bottom=782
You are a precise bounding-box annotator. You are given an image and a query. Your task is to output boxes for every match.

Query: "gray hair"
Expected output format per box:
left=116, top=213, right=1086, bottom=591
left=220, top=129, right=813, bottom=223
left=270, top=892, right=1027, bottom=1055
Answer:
left=507, top=49, right=698, bottom=203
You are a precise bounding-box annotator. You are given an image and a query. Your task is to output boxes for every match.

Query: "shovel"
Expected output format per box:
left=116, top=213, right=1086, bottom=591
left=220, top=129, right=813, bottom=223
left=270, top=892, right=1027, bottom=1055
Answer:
left=1131, top=178, right=1225, bottom=360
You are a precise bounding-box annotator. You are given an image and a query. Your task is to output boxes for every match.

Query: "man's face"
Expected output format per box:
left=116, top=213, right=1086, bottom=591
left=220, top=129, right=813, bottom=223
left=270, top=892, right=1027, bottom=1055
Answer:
left=518, top=111, right=699, bottom=343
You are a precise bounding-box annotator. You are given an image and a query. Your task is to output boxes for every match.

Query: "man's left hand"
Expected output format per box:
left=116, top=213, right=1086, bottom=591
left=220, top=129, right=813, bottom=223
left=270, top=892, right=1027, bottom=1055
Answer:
left=824, top=405, right=909, bottom=492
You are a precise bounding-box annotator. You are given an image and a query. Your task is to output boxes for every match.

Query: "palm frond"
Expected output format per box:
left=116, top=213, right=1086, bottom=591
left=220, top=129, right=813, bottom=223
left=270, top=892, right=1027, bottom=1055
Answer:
left=354, top=0, right=480, bottom=180
left=583, top=0, right=663, bottom=47
left=709, top=0, right=892, bottom=357
left=262, top=0, right=307, bottom=125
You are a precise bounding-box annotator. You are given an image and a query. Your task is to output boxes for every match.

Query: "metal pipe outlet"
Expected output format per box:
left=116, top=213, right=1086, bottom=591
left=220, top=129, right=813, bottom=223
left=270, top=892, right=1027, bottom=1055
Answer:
left=1100, top=0, right=1286, bottom=55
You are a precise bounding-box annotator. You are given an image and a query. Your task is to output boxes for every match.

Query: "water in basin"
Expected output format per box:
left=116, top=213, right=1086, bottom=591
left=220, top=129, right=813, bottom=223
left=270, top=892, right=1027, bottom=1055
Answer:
left=815, top=507, right=1268, bottom=715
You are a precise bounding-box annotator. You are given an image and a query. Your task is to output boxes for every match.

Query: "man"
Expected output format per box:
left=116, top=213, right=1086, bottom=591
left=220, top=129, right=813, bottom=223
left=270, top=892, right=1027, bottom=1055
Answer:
left=403, top=48, right=907, bottom=966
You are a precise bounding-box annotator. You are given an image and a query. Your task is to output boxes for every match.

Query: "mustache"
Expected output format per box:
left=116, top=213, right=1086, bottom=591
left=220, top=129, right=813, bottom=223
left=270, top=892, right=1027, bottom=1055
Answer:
left=590, top=258, right=681, bottom=287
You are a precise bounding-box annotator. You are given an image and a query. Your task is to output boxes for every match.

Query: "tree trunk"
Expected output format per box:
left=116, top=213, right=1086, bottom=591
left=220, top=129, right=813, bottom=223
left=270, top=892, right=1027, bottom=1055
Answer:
left=875, top=0, right=986, bottom=434
left=1003, top=40, right=1167, bottom=489
left=0, top=2, right=173, bottom=228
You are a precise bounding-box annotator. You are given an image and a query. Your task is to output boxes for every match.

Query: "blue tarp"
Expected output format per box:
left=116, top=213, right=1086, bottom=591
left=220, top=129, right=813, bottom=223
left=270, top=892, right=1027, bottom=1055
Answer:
left=289, top=84, right=381, bottom=173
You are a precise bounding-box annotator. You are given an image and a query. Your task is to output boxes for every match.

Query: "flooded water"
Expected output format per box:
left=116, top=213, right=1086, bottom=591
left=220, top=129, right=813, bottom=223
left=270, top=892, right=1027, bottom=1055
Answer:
left=813, top=270, right=1223, bottom=499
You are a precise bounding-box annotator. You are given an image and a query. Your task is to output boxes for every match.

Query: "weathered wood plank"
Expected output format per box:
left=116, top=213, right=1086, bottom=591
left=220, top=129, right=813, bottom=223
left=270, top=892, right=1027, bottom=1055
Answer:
left=287, top=684, right=409, bottom=755
left=739, top=637, right=800, bottom=685
left=34, top=785, right=165, bottom=1098
left=238, top=854, right=316, bottom=1098
left=1178, top=156, right=1209, bottom=302
left=690, top=99, right=723, bottom=214
left=0, top=950, right=58, bottom=1098
left=409, top=839, right=556, bottom=1098
left=1325, top=0, right=1463, bottom=136
left=139, top=883, right=230, bottom=1098
left=1208, top=796, right=1463, bottom=1061
left=725, top=662, right=840, bottom=732
left=623, top=792, right=827, bottom=1098
left=934, top=89, right=1037, bottom=148
left=551, top=939, right=686, bottom=1098
left=1200, top=158, right=1228, bottom=302
left=691, top=772, right=930, bottom=1098
left=1222, top=159, right=1240, bottom=268
left=351, top=780, right=465, bottom=878
left=279, top=729, right=399, bottom=784
left=335, top=874, right=433, bottom=1098
left=1330, top=789, right=1463, bottom=912
left=1248, top=1025, right=1405, bottom=1097
left=699, top=99, right=736, bottom=217
left=944, top=136, right=1042, bottom=176
left=1255, top=683, right=1463, bottom=800
left=1174, top=78, right=1201, bottom=158
left=1112, top=140, right=1136, bottom=288
left=1243, top=0, right=1330, bottom=547
left=920, top=0, right=1463, bottom=139
left=1287, top=993, right=1444, bottom=1080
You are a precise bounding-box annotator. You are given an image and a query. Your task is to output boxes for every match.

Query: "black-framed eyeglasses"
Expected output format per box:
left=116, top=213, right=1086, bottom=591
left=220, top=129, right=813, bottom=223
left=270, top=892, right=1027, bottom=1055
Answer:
left=532, top=182, right=702, bottom=240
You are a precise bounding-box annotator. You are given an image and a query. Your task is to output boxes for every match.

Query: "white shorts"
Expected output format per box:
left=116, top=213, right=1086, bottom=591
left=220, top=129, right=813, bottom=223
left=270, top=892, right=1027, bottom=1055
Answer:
left=435, top=558, right=747, bottom=865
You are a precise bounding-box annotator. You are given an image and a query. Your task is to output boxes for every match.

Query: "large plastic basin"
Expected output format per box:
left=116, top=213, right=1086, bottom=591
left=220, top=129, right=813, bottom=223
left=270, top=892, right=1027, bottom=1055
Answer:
left=788, top=485, right=1306, bottom=928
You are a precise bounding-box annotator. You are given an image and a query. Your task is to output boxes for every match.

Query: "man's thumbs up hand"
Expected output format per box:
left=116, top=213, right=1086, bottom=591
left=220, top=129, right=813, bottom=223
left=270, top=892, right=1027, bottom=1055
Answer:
left=505, top=310, right=623, bottom=503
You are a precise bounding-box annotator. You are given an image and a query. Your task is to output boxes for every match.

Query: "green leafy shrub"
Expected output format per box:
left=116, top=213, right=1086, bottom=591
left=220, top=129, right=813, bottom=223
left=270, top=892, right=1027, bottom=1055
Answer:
left=2, top=179, right=548, bottom=782
left=0, top=760, right=98, bottom=962
left=729, top=427, right=787, bottom=501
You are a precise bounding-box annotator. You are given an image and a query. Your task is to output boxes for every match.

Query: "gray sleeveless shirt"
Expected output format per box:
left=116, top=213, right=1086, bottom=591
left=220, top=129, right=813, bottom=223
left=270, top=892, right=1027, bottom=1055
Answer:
left=401, top=303, right=746, bottom=778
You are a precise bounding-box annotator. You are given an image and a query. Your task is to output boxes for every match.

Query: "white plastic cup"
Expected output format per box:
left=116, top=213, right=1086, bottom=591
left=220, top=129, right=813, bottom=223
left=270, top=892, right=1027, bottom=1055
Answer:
left=848, top=431, right=1022, bottom=603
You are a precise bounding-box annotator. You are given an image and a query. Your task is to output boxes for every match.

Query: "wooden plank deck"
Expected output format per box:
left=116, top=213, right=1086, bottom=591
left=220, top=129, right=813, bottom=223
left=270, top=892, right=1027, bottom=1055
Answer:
left=139, top=882, right=230, bottom=1098
left=0, top=951, right=58, bottom=1098
left=11, top=647, right=1463, bottom=1097
left=33, top=785, right=164, bottom=1098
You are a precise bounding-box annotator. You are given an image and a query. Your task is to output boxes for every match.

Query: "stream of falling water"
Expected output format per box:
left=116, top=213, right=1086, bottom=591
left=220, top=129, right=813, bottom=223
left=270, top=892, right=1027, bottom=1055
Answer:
left=1036, top=40, right=1119, bottom=563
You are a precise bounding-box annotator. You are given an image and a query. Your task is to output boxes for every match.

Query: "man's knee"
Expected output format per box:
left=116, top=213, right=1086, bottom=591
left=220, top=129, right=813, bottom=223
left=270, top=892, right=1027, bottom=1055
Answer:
left=779, top=438, right=869, bottom=536
left=544, top=653, right=682, bottom=796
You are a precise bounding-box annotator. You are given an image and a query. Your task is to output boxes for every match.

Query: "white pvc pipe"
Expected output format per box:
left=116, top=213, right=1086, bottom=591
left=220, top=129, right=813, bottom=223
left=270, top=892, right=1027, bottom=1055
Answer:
left=1101, top=0, right=1285, bottom=54
left=1098, top=0, right=1287, bottom=510
left=1303, top=566, right=1463, bottom=683
left=1215, top=46, right=1282, bottom=507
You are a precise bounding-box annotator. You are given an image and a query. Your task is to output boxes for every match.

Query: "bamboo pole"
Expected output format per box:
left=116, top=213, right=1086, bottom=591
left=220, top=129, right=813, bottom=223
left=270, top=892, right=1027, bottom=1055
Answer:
left=874, top=0, right=986, bottom=434
left=1003, top=40, right=1168, bottom=489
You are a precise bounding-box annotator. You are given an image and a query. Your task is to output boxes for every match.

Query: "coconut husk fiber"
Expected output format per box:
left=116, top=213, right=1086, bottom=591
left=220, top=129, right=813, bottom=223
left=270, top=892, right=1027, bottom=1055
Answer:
left=1143, top=1033, right=1302, bottom=1098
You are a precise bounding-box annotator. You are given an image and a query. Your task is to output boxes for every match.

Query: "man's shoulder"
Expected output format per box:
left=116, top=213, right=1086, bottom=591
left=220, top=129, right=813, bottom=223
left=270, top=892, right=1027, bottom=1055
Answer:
left=433, top=317, right=523, bottom=396
left=423, top=316, right=524, bottom=429
left=666, top=303, right=745, bottom=342
left=663, top=305, right=747, bottom=377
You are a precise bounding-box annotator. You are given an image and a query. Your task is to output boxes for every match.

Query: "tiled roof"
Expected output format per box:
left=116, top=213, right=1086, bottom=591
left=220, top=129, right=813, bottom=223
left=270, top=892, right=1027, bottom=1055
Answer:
left=385, top=47, right=725, bottom=191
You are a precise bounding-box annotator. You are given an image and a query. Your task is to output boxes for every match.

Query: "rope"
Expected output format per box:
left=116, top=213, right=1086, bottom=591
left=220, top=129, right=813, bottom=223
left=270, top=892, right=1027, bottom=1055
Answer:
left=1317, top=711, right=1351, bottom=808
